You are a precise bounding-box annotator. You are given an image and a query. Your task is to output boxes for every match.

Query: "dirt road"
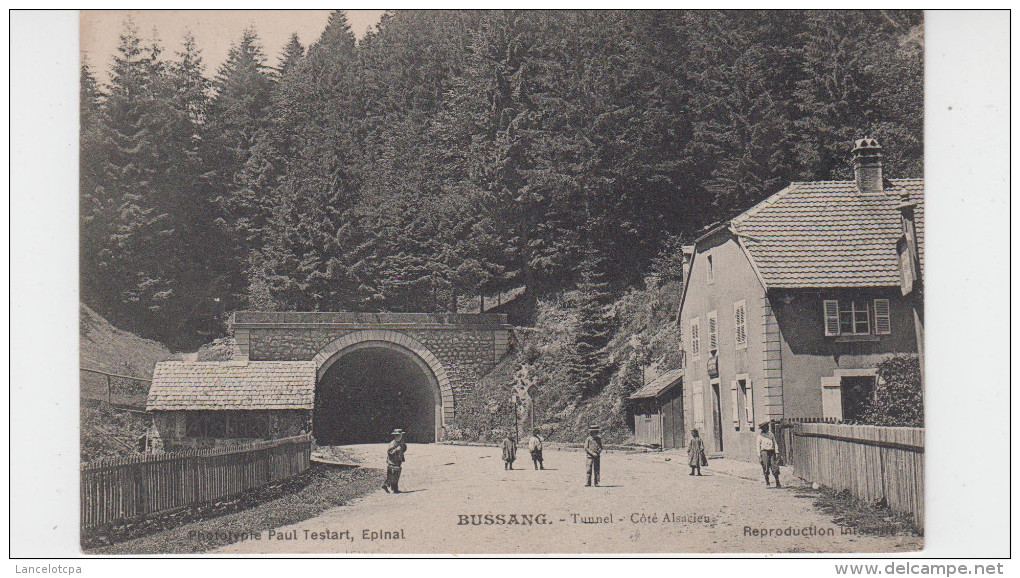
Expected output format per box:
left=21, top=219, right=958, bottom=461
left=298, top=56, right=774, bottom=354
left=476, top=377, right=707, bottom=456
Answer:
left=217, top=443, right=921, bottom=554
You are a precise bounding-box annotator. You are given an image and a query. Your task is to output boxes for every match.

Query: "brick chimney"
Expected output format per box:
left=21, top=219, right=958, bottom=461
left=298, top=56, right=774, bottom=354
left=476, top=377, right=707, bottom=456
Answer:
left=852, top=137, right=883, bottom=193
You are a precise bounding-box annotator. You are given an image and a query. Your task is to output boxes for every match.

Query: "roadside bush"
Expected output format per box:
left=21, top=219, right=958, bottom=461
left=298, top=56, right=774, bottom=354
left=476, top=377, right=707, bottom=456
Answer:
left=861, top=354, right=922, bottom=427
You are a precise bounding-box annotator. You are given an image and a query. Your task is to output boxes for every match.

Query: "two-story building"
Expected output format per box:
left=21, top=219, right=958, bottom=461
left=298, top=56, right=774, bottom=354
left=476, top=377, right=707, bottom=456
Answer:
left=677, top=138, right=923, bottom=461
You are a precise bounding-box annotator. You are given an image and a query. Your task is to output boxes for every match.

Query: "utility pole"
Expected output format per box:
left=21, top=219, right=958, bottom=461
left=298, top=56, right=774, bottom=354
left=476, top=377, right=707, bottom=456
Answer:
left=510, top=391, right=519, bottom=442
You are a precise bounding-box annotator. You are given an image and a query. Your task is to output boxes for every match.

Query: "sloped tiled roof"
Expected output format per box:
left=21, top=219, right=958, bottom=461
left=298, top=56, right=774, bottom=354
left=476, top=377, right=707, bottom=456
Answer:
left=628, top=368, right=684, bottom=400
left=147, top=361, right=317, bottom=411
left=729, top=179, right=924, bottom=288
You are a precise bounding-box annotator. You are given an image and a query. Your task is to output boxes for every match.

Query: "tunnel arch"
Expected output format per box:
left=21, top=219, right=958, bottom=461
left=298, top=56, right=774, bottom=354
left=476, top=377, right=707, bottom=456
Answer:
left=312, top=330, right=453, bottom=442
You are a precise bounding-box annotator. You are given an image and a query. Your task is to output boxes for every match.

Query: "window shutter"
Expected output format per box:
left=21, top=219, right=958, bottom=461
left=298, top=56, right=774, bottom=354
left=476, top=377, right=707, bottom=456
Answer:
left=745, top=381, right=755, bottom=428
left=730, top=381, right=740, bottom=428
left=823, top=300, right=840, bottom=336
left=690, top=318, right=700, bottom=359
left=874, top=299, right=891, bottom=335
left=708, top=311, right=718, bottom=352
left=734, top=300, right=747, bottom=348
left=821, top=377, right=843, bottom=420
left=692, top=381, right=705, bottom=430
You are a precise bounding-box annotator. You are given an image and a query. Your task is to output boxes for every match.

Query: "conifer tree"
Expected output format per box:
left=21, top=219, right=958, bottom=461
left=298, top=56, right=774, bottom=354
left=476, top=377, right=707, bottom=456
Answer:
left=793, top=10, right=880, bottom=180
left=567, top=250, right=616, bottom=397
left=205, top=27, right=277, bottom=310
left=276, top=33, right=305, bottom=78
left=249, top=11, right=367, bottom=311
left=88, top=22, right=179, bottom=333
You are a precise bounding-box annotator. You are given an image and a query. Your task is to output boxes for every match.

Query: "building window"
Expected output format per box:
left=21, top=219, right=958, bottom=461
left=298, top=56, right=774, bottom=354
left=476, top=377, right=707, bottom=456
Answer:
left=731, top=378, right=754, bottom=430
left=733, top=300, right=747, bottom=349
left=706, top=253, right=714, bottom=284
left=707, top=310, right=718, bottom=353
left=690, top=318, right=701, bottom=360
left=823, top=299, right=884, bottom=337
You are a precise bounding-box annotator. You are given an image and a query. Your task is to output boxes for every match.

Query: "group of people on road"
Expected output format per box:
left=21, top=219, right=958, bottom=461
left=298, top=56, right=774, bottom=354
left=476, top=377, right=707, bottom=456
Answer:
left=499, top=428, right=547, bottom=470
left=499, top=428, right=550, bottom=473
left=687, top=421, right=782, bottom=487
left=501, top=425, right=602, bottom=485
left=382, top=421, right=780, bottom=494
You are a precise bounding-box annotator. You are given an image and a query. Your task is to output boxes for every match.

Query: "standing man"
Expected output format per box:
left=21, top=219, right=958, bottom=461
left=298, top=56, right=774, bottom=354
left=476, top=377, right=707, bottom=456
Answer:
left=584, top=425, right=603, bottom=487
left=527, top=429, right=544, bottom=470
left=383, top=429, right=407, bottom=493
left=756, top=422, right=781, bottom=488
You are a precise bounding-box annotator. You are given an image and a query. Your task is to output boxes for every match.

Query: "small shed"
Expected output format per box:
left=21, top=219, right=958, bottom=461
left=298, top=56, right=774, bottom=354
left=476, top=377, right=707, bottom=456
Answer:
left=147, top=361, right=317, bottom=451
left=628, top=368, right=685, bottom=449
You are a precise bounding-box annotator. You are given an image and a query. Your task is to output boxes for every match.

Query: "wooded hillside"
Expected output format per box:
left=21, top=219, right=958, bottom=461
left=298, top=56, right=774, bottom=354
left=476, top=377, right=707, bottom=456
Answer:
left=80, top=10, right=923, bottom=351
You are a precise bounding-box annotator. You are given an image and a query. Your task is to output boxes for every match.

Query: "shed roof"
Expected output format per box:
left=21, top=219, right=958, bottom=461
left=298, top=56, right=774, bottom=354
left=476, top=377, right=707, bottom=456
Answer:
left=147, top=361, right=317, bottom=411
left=628, top=368, right=684, bottom=400
left=727, top=179, right=924, bottom=289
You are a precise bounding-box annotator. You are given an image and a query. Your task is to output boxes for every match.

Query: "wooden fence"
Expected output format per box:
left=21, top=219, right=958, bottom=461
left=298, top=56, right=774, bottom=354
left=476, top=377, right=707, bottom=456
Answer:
left=80, top=367, right=150, bottom=412
left=81, top=434, right=312, bottom=532
left=785, top=423, right=924, bottom=530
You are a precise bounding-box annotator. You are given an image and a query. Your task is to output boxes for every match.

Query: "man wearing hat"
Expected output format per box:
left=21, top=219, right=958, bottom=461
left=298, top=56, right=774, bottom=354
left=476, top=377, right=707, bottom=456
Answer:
left=383, top=429, right=407, bottom=493
left=527, top=429, right=545, bottom=470
left=584, top=426, right=603, bottom=487
left=756, top=421, right=781, bottom=488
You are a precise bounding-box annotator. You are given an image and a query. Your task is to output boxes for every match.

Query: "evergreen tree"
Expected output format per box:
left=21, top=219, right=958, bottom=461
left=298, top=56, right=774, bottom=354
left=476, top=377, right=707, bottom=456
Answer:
left=250, top=11, right=367, bottom=311
left=164, top=31, right=226, bottom=344
left=79, top=56, right=110, bottom=311
left=88, top=21, right=178, bottom=334
left=435, top=11, right=548, bottom=310
left=793, top=10, right=882, bottom=180
left=276, top=33, right=305, bottom=78
left=205, top=27, right=277, bottom=310
left=567, top=251, right=616, bottom=397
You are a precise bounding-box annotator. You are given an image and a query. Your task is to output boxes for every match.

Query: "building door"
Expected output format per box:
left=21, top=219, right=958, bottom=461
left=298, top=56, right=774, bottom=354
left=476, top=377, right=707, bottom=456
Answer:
left=711, top=382, right=724, bottom=451
left=661, top=387, right=684, bottom=449
left=840, top=375, right=877, bottom=422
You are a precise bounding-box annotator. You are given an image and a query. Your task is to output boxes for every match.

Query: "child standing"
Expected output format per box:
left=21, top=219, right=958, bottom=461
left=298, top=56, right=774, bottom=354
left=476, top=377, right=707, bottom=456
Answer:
left=688, top=429, right=706, bottom=476
left=501, top=432, right=517, bottom=470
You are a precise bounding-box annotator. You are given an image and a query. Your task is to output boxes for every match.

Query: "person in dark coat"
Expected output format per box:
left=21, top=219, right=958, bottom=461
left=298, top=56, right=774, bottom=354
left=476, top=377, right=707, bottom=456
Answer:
left=584, top=426, right=603, bottom=487
left=687, top=429, right=707, bottom=476
left=757, top=422, right=781, bottom=487
left=501, top=432, right=517, bottom=470
left=383, top=429, right=407, bottom=493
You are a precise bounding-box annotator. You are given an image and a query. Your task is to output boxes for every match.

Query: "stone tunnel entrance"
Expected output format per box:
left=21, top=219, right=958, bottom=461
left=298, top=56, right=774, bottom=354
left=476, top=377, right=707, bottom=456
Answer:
left=314, top=342, right=441, bottom=445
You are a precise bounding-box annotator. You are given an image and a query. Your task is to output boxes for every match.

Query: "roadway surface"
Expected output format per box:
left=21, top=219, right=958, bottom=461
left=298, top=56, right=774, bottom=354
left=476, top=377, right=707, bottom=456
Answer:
left=218, top=443, right=922, bottom=554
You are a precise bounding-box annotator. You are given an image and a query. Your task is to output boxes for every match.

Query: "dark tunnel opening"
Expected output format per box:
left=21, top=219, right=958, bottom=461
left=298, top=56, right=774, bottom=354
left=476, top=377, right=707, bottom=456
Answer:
left=314, top=345, right=439, bottom=445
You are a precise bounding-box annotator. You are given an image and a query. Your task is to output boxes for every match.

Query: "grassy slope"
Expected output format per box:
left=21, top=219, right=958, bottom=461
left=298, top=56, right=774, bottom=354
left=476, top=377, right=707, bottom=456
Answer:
left=453, top=279, right=684, bottom=444
left=80, top=303, right=180, bottom=462
left=80, top=303, right=179, bottom=376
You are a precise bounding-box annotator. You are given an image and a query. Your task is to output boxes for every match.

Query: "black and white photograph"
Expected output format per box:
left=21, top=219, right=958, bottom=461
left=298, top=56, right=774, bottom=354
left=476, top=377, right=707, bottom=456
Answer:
left=7, top=8, right=1012, bottom=564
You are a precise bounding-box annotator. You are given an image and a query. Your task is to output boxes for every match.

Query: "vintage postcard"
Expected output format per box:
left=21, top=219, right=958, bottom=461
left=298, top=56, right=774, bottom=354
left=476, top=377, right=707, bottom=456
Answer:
left=71, top=9, right=935, bottom=556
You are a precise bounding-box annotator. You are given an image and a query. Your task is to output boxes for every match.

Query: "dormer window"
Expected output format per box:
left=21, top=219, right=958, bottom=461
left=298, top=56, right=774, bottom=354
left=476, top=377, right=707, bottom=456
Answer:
left=823, top=299, right=892, bottom=337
